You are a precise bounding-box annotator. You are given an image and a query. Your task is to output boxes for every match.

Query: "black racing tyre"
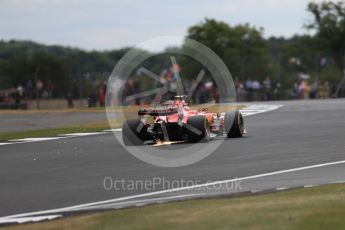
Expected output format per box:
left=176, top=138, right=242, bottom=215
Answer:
left=225, top=110, right=244, bottom=138
left=186, top=115, right=210, bottom=143
left=122, top=119, right=147, bottom=146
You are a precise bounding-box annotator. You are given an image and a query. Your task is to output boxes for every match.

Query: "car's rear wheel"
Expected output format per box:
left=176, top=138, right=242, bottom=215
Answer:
left=122, top=119, right=147, bottom=146
left=225, top=110, right=244, bottom=138
left=186, top=115, right=210, bottom=143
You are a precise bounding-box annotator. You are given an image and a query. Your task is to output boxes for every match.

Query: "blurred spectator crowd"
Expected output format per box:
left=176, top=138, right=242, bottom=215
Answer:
left=0, top=78, right=108, bottom=109
left=0, top=79, right=55, bottom=109
left=291, top=79, right=333, bottom=99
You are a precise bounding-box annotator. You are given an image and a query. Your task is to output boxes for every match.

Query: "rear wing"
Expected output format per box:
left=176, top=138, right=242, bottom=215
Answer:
left=138, top=107, right=178, bottom=116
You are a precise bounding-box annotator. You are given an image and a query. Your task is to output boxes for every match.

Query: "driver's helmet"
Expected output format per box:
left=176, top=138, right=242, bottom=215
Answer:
left=173, top=95, right=189, bottom=106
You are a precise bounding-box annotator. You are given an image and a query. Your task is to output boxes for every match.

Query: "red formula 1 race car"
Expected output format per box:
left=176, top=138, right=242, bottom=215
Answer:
left=122, top=95, right=244, bottom=145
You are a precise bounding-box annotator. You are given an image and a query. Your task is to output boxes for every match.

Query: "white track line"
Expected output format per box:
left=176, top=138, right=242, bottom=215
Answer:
left=9, top=137, right=64, bottom=142
left=104, top=128, right=122, bottom=132
left=0, top=215, right=62, bottom=224
left=1, top=159, right=344, bottom=223
left=75, top=194, right=202, bottom=211
left=60, top=132, right=107, bottom=137
left=304, top=185, right=316, bottom=188
left=331, top=180, right=345, bottom=184
left=240, top=104, right=282, bottom=117
left=276, top=187, right=289, bottom=191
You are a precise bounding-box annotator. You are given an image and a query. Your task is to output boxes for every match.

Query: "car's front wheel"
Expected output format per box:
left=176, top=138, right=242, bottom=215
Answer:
left=225, top=110, right=244, bottom=138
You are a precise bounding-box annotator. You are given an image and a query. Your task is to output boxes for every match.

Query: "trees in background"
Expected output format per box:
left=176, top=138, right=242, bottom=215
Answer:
left=185, top=18, right=268, bottom=82
left=307, top=1, right=345, bottom=71
left=0, top=41, right=129, bottom=98
left=0, top=51, right=70, bottom=97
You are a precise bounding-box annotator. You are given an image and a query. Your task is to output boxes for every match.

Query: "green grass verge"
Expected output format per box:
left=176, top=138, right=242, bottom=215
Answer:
left=3, top=183, right=345, bottom=230
left=0, top=120, right=110, bottom=142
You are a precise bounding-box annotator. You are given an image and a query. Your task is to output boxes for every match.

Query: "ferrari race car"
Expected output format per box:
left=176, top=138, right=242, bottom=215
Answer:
left=122, top=95, right=244, bottom=145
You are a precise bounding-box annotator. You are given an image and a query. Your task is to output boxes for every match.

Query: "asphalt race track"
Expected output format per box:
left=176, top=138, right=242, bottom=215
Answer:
left=1, top=99, right=345, bottom=223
